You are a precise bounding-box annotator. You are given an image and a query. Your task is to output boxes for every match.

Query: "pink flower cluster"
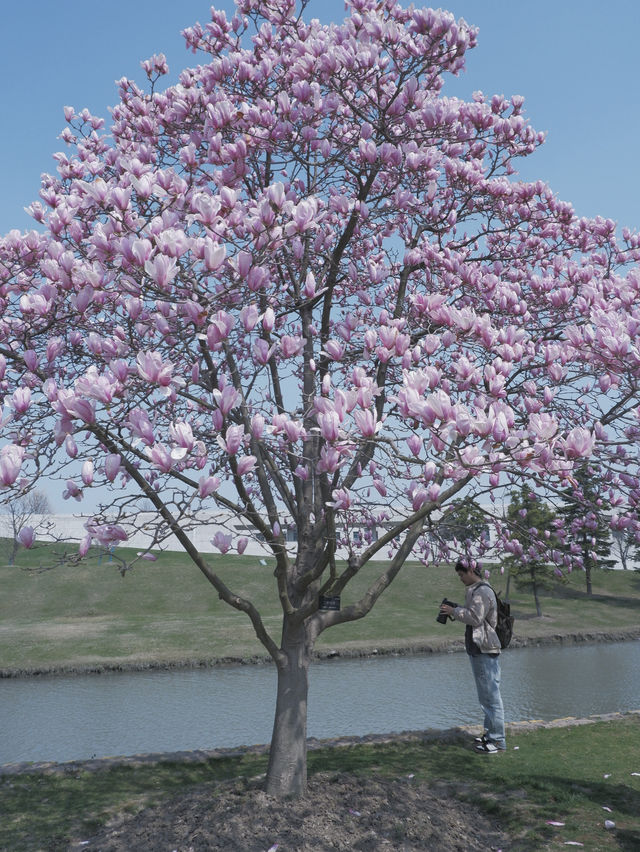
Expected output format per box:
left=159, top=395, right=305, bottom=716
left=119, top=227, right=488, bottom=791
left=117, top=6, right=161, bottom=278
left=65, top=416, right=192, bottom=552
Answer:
left=0, top=0, right=638, bottom=580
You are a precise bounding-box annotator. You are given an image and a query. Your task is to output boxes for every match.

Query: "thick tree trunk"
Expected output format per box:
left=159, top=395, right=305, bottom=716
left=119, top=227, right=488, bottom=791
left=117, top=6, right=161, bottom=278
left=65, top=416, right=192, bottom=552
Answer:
left=265, top=619, right=312, bottom=798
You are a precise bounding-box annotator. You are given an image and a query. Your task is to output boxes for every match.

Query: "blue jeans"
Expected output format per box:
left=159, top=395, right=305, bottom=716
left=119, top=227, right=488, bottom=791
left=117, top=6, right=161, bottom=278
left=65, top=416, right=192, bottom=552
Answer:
left=469, top=653, right=506, bottom=748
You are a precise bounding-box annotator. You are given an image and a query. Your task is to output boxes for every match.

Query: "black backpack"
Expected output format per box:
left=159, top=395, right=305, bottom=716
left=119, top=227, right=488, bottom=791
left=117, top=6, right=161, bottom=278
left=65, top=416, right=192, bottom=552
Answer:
left=479, top=583, right=514, bottom=649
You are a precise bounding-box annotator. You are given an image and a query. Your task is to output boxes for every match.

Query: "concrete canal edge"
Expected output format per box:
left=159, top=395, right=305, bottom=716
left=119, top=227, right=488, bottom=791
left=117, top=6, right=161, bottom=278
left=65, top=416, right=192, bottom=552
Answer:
left=1, top=709, right=638, bottom=777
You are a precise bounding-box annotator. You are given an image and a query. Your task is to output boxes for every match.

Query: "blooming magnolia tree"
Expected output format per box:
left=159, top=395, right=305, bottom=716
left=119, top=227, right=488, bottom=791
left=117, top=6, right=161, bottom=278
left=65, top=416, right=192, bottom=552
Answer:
left=2, top=0, right=640, bottom=795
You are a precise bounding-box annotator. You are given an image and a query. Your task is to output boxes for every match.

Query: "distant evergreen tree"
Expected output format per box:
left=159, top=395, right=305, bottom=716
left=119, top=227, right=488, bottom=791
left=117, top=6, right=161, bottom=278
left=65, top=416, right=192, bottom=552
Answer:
left=504, top=488, right=560, bottom=617
left=436, top=499, right=490, bottom=550
left=558, top=464, right=615, bottom=595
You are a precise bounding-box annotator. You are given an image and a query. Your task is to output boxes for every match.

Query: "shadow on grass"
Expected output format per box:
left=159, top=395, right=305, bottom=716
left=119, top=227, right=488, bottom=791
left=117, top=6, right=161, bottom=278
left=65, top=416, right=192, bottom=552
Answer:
left=308, top=732, right=640, bottom=850
left=537, top=583, right=640, bottom=609
left=617, top=828, right=640, bottom=851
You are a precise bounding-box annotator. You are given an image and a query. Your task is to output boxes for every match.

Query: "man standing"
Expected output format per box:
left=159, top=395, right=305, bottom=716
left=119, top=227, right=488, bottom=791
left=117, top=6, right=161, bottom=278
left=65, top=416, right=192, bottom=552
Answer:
left=439, top=559, right=506, bottom=753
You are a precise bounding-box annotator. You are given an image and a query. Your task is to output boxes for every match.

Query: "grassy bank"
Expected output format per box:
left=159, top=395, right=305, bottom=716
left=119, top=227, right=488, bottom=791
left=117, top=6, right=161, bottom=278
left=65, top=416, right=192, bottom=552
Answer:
left=1, top=717, right=639, bottom=851
left=1, top=541, right=639, bottom=673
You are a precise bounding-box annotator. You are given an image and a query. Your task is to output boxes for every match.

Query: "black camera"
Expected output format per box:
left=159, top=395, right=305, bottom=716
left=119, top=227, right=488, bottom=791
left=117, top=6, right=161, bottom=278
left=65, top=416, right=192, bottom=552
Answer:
left=436, top=598, right=459, bottom=624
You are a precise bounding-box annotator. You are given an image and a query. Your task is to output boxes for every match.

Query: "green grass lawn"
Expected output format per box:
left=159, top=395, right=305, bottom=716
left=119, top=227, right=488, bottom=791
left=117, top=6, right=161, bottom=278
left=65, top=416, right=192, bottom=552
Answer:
left=1, top=717, right=638, bottom=851
left=2, top=543, right=639, bottom=849
left=1, top=540, right=639, bottom=672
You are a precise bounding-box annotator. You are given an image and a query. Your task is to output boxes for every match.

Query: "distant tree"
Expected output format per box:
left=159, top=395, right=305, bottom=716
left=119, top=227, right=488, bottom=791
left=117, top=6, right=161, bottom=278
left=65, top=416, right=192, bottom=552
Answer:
left=558, top=464, right=616, bottom=595
left=504, top=488, right=561, bottom=617
left=611, top=526, right=640, bottom=570
left=436, top=498, right=490, bottom=553
left=0, top=490, right=53, bottom=564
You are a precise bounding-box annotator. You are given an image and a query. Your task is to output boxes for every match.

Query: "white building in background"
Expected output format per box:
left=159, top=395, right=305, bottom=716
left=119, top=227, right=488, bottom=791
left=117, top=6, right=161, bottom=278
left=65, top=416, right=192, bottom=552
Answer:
left=0, top=511, right=388, bottom=561
left=1, top=510, right=636, bottom=569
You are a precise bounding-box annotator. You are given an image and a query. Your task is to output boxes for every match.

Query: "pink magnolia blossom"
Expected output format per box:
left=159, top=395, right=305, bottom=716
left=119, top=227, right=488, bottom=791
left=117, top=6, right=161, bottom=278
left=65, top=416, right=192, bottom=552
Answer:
left=58, top=393, right=95, bottom=424
left=78, top=535, right=92, bottom=558
left=353, top=409, right=379, bottom=438
left=17, top=526, right=35, bottom=548
left=460, top=446, right=485, bottom=470
left=328, top=488, right=351, bottom=511
left=86, top=521, right=128, bottom=547
left=131, top=238, right=153, bottom=265
left=63, top=480, right=83, bottom=501
left=422, top=462, right=437, bottom=482
left=64, top=434, right=78, bottom=458
left=373, top=478, right=387, bottom=497
left=252, top=339, right=275, bottom=365
left=317, top=446, right=342, bottom=474
left=213, top=385, right=240, bottom=415
left=127, top=408, right=155, bottom=445
left=261, top=307, right=275, bottom=333
left=218, top=424, right=245, bottom=455
left=323, top=339, right=345, bottom=361
left=144, top=254, right=178, bottom=288
left=11, top=387, right=31, bottom=415
left=406, top=435, right=422, bottom=456
left=81, top=460, right=94, bottom=486
left=146, top=444, right=173, bottom=473
left=75, top=369, right=115, bottom=404
left=202, top=239, right=226, bottom=271
left=318, top=411, right=340, bottom=442
left=564, top=428, right=595, bottom=459
left=237, top=537, right=249, bottom=554
left=251, top=414, right=265, bottom=438
left=303, top=271, right=317, bottom=298
left=285, top=198, right=318, bottom=235
left=136, top=351, right=173, bottom=386
left=427, top=484, right=441, bottom=502
left=0, top=445, right=24, bottom=486
left=283, top=419, right=304, bottom=443
left=206, top=310, right=235, bottom=348
left=212, top=531, right=232, bottom=553
left=280, top=335, right=304, bottom=358
left=411, top=488, right=429, bottom=511
left=239, top=304, right=260, bottom=331
left=169, top=421, right=195, bottom=450
left=136, top=551, right=158, bottom=561
left=237, top=455, right=257, bottom=475
left=198, top=475, right=221, bottom=498
left=23, top=349, right=41, bottom=370
left=529, top=413, right=558, bottom=441
left=104, top=454, right=121, bottom=482
left=20, top=293, right=51, bottom=316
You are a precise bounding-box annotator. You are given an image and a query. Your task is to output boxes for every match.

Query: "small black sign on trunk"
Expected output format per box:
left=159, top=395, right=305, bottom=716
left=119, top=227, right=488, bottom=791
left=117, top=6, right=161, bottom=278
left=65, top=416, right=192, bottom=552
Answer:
left=318, top=594, right=341, bottom=611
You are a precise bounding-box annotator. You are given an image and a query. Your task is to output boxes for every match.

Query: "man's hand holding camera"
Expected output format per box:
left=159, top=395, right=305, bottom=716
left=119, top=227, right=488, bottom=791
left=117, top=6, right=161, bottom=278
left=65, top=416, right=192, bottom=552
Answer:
left=436, top=598, right=459, bottom=624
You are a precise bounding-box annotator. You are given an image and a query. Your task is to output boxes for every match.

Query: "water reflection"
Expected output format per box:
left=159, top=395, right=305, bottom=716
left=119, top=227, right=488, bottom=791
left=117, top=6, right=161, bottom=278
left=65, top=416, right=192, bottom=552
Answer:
left=1, top=641, right=638, bottom=765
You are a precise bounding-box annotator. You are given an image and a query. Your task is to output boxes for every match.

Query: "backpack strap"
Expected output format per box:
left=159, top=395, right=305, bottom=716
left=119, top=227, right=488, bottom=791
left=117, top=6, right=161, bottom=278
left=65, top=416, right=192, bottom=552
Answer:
left=474, top=581, right=497, bottom=616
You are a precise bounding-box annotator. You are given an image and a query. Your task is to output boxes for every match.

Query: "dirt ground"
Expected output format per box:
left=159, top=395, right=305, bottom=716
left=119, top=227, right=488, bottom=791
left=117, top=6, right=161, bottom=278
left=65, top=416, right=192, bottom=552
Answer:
left=70, top=771, right=509, bottom=851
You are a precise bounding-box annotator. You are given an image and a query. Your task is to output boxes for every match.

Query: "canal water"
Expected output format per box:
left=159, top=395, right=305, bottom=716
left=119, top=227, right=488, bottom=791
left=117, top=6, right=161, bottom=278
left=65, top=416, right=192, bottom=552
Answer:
left=1, top=640, right=639, bottom=766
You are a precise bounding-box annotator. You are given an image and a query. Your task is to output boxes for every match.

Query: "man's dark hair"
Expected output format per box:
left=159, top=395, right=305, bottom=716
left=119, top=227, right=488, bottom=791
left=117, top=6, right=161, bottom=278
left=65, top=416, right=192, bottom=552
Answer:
left=455, top=558, right=482, bottom=576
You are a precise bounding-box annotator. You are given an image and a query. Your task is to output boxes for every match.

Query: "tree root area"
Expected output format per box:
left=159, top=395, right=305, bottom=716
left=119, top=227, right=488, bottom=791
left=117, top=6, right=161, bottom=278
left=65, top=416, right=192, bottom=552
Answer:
left=73, top=772, right=508, bottom=851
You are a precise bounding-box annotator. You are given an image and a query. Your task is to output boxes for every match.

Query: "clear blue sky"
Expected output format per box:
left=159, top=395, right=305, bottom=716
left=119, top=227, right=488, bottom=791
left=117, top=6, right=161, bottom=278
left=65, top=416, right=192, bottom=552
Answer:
left=1, top=0, right=638, bottom=234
